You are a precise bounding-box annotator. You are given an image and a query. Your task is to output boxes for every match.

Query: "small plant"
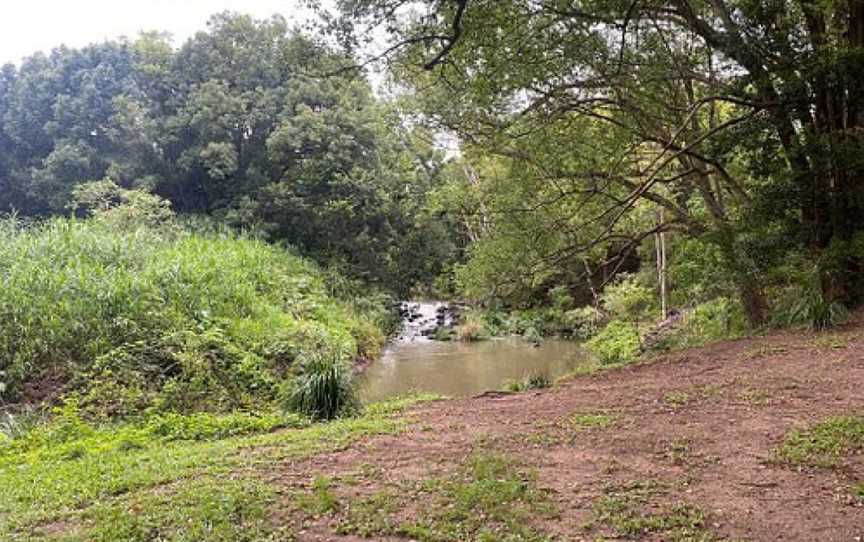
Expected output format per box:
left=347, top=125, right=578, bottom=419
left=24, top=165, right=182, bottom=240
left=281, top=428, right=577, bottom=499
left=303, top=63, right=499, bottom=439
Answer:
left=506, top=373, right=551, bottom=392
left=586, top=320, right=641, bottom=364
left=0, top=406, right=45, bottom=441
left=590, top=480, right=716, bottom=541
left=295, top=475, right=340, bottom=515
left=569, top=411, right=616, bottom=430
left=455, top=316, right=488, bottom=341
left=776, top=416, right=864, bottom=468
left=563, top=305, right=604, bottom=340
left=774, top=288, right=849, bottom=331
left=663, top=391, right=691, bottom=406
left=284, top=350, right=358, bottom=420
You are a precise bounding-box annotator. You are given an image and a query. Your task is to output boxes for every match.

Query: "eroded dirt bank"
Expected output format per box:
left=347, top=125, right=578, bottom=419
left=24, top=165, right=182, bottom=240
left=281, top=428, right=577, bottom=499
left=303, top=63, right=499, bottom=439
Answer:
left=274, top=322, right=864, bottom=541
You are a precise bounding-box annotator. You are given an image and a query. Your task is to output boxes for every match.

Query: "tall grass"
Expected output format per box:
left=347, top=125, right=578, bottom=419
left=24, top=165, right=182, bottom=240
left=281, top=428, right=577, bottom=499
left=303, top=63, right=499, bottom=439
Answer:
left=283, top=350, right=358, bottom=420
left=0, top=217, right=384, bottom=415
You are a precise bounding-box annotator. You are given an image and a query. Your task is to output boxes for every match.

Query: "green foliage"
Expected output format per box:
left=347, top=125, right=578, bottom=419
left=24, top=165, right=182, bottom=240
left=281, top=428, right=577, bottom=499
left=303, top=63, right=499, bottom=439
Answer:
left=0, top=14, right=461, bottom=296
left=586, top=320, right=642, bottom=365
left=283, top=350, right=358, bottom=420
left=0, top=217, right=380, bottom=415
left=337, top=453, right=554, bottom=541
left=295, top=475, right=341, bottom=515
left=568, top=412, right=616, bottom=430
left=562, top=306, right=605, bottom=340
left=773, top=288, right=850, bottom=331
left=777, top=416, right=864, bottom=468
left=601, top=274, right=656, bottom=322
left=506, top=373, right=551, bottom=392
left=0, top=393, right=438, bottom=540
left=656, top=298, right=747, bottom=351
left=70, top=178, right=175, bottom=229
left=80, top=478, right=276, bottom=542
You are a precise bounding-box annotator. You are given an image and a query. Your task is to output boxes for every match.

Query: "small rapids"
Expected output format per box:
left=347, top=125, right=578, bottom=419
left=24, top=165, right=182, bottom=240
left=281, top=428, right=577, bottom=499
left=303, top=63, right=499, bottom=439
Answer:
left=395, top=301, right=457, bottom=342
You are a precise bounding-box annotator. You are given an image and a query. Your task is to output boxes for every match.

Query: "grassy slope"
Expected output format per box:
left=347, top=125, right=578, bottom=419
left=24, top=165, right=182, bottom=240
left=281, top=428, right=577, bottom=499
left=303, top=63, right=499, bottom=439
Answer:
left=0, top=217, right=386, bottom=413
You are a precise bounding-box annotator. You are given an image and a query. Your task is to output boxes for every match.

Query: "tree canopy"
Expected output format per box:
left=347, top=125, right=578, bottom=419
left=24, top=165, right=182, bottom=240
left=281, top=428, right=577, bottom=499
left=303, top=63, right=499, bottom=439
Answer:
left=333, top=0, right=864, bottom=324
left=0, top=12, right=457, bottom=294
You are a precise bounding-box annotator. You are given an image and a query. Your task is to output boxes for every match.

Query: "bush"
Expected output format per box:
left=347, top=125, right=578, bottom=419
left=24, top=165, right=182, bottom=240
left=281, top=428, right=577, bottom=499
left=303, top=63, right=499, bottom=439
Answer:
left=455, top=314, right=489, bottom=342
left=656, top=297, right=747, bottom=350
left=283, top=350, right=358, bottom=420
left=586, top=320, right=641, bottom=364
left=601, top=274, right=655, bottom=321
left=563, top=306, right=605, bottom=340
left=773, top=288, right=849, bottom=331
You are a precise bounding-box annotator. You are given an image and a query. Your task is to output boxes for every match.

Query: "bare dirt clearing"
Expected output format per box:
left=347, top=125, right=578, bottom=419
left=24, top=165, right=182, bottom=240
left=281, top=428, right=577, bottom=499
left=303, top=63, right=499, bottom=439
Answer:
left=274, top=324, right=864, bottom=541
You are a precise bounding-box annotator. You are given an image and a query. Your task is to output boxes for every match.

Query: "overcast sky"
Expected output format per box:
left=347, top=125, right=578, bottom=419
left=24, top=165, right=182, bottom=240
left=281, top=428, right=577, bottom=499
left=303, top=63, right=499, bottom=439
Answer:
left=0, top=1, right=319, bottom=65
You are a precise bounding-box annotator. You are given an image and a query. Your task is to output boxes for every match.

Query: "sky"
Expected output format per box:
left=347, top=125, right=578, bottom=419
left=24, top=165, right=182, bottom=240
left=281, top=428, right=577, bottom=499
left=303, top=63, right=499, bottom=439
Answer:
left=0, top=0, right=319, bottom=65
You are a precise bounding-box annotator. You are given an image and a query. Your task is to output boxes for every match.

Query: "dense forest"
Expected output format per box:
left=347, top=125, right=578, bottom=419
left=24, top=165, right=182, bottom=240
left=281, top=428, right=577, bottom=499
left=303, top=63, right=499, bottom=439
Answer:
left=2, top=2, right=864, bottom=540
left=0, top=13, right=460, bottom=293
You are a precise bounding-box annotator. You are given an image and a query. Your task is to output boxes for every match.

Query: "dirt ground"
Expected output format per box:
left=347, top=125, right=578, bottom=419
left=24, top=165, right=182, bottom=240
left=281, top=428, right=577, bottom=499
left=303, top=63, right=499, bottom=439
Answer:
left=271, top=322, right=864, bottom=541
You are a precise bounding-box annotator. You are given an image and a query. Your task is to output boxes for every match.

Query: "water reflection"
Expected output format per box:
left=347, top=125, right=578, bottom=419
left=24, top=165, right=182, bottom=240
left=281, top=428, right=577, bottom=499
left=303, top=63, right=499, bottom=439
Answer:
left=358, top=337, right=588, bottom=402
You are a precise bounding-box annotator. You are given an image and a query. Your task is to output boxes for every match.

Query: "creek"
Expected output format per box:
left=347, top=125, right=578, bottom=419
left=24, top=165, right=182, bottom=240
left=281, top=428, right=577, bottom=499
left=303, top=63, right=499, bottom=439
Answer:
left=358, top=302, right=590, bottom=401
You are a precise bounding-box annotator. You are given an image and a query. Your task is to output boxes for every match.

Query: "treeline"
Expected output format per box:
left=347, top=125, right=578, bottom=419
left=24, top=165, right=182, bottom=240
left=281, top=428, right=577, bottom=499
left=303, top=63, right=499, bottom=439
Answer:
left=336, top=0, right=864, bottom=330
left=0, top=12, right=459, bottom=294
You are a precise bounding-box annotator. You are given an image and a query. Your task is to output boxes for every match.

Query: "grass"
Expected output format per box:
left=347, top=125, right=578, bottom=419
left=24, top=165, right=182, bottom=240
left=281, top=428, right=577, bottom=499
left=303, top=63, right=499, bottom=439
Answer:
left=588, top=480, right=717, bottom=541
left=333, top=453, right=555, bottom=541
left=0, top=393, right=441, bottom=540
left=809, top=333, right=850, bottom=350
left=664, top=391, right=692, bottom=406
left=294, top=476, right=340, bottom=515
left=568, top=411, right=616, bottom=430
left=0, top=217, right=387, bottom=415
left=506, top=373, right=552, bottom=392
left=776, top=415, right=864, bottom=468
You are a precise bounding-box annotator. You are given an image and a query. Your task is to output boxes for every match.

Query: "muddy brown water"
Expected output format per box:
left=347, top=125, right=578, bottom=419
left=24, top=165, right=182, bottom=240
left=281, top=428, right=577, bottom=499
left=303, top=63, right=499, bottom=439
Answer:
left=358, top=337, right=590, bottom=402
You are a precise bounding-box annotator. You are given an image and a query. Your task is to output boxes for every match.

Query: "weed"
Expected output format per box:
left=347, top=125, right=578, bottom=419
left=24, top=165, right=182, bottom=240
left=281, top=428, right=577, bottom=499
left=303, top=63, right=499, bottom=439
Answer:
left=809, top=334, right=849, bottom=349
left=776, top=416, right=864, bottom=468
left=664, top=391, right=692, bottom=406
left=336, top=453, right=555, bottom=541
left=586, top=320, right=641, bottom=364
left=744, top=345, right=789, bottom=360
left=295, top=476, right=340, bottom=515
left=283, top=349, right=358, bottom=420
left=738, top=387, right=770, bottom=406
left=569, top=411, right=616, bottom=430
left=506, top=373, right=552, bottom=392
left=0, top=217, right=387, bottom=414
left=589, top=480, right=717, bottom=541
left=662, top=439, right=693, bottom=466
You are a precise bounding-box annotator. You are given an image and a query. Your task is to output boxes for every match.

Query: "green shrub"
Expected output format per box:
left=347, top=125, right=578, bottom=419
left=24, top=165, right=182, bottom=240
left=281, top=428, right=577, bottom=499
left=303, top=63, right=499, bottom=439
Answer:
left=586, top=320, right=641, bottom=364
left=506, top=373, right=551, bottom=392
left=656, top=297, right=747, bottom=350
left=601, top=274, right=655, bottom=321
left=773, top=288, right=849, bottom=331
left=563, top=305, right=605, bottom=340
left=283, top=350, right=358, bottom=420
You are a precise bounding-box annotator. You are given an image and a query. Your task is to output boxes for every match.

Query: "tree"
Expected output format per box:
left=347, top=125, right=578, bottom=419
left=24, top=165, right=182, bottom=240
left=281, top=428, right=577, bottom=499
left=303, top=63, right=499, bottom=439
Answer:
left=334, top=0, right=864, bottom=322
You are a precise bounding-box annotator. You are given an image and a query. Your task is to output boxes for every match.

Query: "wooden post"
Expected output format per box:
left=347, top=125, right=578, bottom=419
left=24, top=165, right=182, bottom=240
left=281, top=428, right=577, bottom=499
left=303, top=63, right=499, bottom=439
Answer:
left=656, top=210, right=668, bottom=320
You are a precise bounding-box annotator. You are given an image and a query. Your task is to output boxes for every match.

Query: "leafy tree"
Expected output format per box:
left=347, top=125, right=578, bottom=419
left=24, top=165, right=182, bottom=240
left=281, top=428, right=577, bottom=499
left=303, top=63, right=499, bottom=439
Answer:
left=335, top=0, right=864, bottom=322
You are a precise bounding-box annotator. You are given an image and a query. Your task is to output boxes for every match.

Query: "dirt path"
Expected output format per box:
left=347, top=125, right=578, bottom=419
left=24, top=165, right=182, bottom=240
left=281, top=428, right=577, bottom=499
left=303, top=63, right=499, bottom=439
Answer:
left=272, top=324, right=864, bottom=541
